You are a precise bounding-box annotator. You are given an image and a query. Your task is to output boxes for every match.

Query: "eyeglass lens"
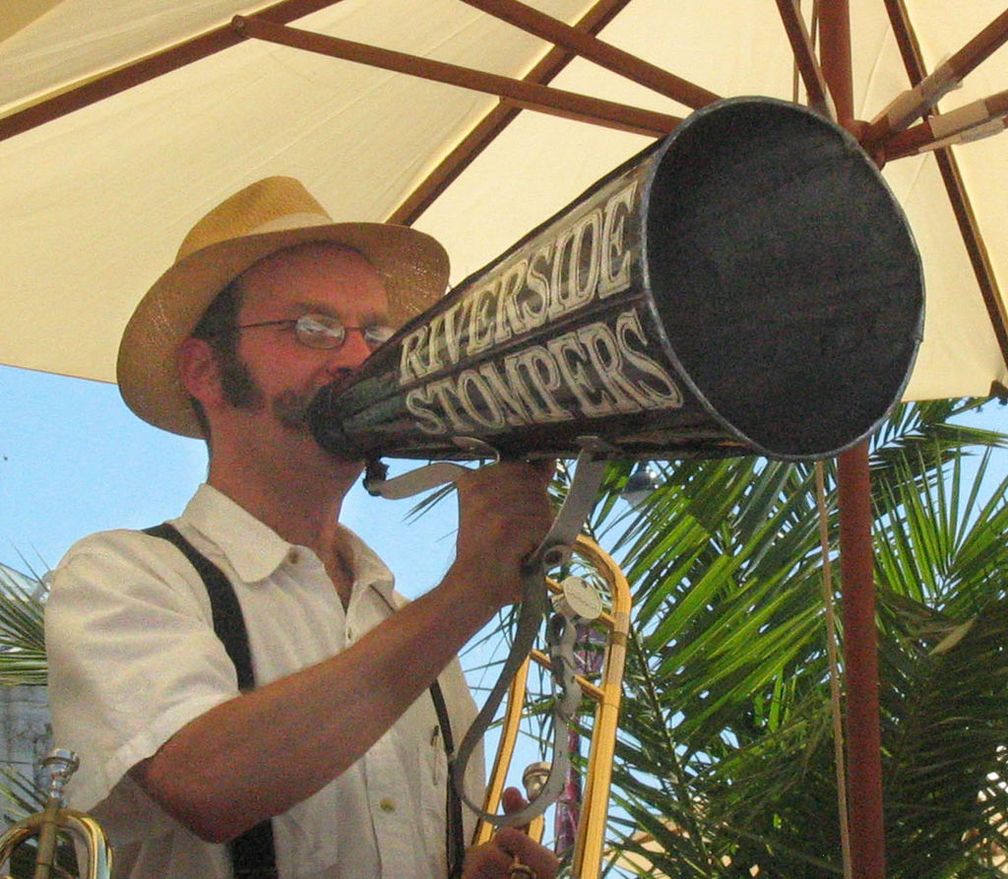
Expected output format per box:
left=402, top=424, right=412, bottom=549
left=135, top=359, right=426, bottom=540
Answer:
left=293, top=314, right=394, bottom=350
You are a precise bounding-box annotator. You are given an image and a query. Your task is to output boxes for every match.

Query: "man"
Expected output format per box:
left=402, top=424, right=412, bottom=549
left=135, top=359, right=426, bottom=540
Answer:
left=45, top=177, right=559, bottom=879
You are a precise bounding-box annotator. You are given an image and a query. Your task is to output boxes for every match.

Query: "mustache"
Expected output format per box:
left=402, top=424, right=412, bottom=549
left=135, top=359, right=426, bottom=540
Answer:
left=324, top=366, right=357, bottom=391
left=272, top=368, right=356, bottom=433
left=273, top=389, right=314, bottom=432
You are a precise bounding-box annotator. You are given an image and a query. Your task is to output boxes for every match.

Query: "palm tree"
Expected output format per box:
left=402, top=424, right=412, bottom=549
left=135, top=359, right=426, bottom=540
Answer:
left=0, top=563, right=58, bottom=874
left=572, top=399, right=1008, bottom=877
left=0, top=563, right=48, bottom=687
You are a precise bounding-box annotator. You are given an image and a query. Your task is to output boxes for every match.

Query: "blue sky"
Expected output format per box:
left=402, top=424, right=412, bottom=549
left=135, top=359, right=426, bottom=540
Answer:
left=0, top=363, right=461, bottom=593
left=4, top=361, right=1008, bottom=852
left=0, top=362, right=549, bottom=831
left=4, top=362, right=1008, bottom=582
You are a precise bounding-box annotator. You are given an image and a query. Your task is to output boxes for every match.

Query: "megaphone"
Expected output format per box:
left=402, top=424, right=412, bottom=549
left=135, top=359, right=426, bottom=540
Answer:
left=310, top=96, right=923, bottom=464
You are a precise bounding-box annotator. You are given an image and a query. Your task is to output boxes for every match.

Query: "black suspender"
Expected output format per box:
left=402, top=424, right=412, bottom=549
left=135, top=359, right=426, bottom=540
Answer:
left=143, top=522, right=465, bottom=879
left=144, top=524, right=256, bottom=689
left=428, top=676, right=465, bottom=879
left=143, top=522, right=277, bottom=879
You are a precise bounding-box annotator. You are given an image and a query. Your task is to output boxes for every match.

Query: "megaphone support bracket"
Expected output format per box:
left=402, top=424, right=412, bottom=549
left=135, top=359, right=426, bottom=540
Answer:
left=359, top=442, right=609, bottom=828
left=362, top=437, right=501, bottom=500
left=449, top=445, right=609, bottom=829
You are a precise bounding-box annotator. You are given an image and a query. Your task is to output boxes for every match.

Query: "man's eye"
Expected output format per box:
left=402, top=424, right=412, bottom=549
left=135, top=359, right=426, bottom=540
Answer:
left=364, top=326, right=395, bottom=346
left=297, top=315, right=342, bottom=335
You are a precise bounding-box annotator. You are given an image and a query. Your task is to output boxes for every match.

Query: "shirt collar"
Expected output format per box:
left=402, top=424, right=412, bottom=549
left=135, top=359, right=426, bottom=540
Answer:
left=337, top=524, right=397, bottom=605
left=179, top=484, right=395, bottom=600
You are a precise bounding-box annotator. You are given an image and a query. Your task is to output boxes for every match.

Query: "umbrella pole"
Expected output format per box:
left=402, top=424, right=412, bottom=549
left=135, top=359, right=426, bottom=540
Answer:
left=821, top=5, right=887, bottom=878
left=836, top=443, right=886, bottom=879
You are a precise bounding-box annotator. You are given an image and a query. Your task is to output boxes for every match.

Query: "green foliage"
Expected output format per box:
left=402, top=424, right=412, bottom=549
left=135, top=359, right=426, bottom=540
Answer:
left=3, top=398, right=1007, bottom=876
left=587, top=399, right=1008, bottom=877
left=0, top=564, right=47, bottom=686
left=0, top=565, right=77, bottom=877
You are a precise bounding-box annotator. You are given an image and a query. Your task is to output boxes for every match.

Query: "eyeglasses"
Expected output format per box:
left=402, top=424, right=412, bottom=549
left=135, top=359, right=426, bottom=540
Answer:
left=232, top=313, right=396, bottom=350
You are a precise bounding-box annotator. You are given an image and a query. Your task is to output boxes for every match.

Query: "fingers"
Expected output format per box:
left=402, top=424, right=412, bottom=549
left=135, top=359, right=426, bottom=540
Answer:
left=530, top=457, right=557, bottom=485
left=494, top=828, right=560, bottom=879
left=456, top=462, right=552, bottom=556
left=456, top=459, right=553, bottom=495
left=453, top=461, right=555, bottom=607
left=461, top=829, right=560, bottom=879
left=461, top=785, right=559, bottom=878
left=501, top=785, right=526, bottom=815
left=500, top=785, right=530, bottom=834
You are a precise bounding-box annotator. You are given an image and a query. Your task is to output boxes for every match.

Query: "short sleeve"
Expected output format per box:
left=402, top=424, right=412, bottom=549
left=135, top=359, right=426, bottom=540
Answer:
left=45, top=529, right=240, bottom=812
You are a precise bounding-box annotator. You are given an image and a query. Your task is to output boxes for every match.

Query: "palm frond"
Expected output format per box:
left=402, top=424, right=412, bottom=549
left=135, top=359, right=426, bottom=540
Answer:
left=0, top=567, right=47, bottom=686
left=588, top=399, right=1008, bottom=877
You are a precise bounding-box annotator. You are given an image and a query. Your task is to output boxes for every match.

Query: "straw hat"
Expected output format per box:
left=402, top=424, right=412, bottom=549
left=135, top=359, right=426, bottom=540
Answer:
left=117, top=176, right=449, bottom=438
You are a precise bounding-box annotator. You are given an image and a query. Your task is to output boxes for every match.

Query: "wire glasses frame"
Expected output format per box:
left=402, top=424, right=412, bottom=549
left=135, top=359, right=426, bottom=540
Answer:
left=230, top=313, right=396, bottom=350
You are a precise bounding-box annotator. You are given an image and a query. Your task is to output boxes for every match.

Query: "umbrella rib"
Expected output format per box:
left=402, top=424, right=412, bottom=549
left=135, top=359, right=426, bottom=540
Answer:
left=389, top=0, right=635, bottom=226
left=457, top=0, right=719, bottom=110
left=945, top=6, right=1008, bottom=81
left=773, top=0, right=835, bottom=119
left=233, top=16, right=679, bottom=139
left=881, top=0, right=1008, bottom=379
left=864, top=5, right=1008, bottom=143
left=881, top=89, right=1008, bottom=160
left=0, top=0, right=346, bottom=142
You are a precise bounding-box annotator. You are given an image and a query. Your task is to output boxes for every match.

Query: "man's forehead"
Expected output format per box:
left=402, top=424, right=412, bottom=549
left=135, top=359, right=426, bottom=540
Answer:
left=236, top=241, right=389, bottom=315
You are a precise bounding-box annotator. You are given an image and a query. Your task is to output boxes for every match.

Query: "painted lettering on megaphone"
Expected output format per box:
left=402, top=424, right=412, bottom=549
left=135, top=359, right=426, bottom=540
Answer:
left=398, top=179, right=684, bottom=438
left=310, top=97, right=924, bottom=463
left=401, top=181, right=637, bottom=381
left=402, top=305, right=684, bottom=435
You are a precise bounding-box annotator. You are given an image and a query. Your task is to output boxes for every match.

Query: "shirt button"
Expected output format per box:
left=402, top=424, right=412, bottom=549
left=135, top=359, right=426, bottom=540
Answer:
left=346, top=627, right=355, bottom=641
left=379, top=797, right=396, bottom=813
left=287, top=549, right=300, bottom=564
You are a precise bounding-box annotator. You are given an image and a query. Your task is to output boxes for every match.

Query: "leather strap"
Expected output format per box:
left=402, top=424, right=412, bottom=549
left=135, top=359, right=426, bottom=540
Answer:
left=428, top=677, right=465, bottom=879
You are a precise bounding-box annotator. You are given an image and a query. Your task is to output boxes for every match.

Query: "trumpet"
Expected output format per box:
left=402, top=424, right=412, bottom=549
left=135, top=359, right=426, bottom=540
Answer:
left=0, top=750, right=112, bottom=879
left=474, top=535, right=630, bottom=878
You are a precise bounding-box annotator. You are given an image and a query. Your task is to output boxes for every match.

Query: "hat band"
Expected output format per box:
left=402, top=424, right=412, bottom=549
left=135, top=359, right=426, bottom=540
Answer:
left=248, top=211, right=334, bottom=236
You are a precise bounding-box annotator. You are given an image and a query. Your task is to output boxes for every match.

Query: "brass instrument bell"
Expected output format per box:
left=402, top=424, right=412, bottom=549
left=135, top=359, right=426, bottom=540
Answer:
left=0, top=750, right=112, bottom=879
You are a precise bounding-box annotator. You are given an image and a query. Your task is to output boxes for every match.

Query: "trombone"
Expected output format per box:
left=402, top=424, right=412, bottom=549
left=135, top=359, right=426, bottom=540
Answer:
left=474, top=535, right=630, bottom=878
left=0, top=750, right=112, bottom=879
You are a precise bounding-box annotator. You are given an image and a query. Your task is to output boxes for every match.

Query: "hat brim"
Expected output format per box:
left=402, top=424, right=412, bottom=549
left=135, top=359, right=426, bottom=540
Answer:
left=117, top=222, right=448, bottom=438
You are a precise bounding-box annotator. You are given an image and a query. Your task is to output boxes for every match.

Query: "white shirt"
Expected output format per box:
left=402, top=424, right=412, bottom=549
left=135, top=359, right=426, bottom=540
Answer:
left=45, top=484, right=483, bottom=879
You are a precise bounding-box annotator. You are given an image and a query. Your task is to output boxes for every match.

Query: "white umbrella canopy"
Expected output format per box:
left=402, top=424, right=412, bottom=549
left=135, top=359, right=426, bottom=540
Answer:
left=1, top=0, right=1007, bottom=402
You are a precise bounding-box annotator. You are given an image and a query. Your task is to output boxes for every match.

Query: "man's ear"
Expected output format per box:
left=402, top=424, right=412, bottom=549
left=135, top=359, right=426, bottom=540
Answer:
left=177, top=337, right=223, bottom=407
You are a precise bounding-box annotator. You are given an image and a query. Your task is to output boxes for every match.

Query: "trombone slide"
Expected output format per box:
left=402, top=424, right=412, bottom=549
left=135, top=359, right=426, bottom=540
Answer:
left=474, top=536, right=630, bottom=878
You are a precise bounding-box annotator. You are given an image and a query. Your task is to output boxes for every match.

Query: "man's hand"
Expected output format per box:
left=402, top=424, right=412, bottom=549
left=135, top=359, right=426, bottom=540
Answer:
left=453, top=460, right=555, bottom=609
left=461, top=787, right=560, bottom=879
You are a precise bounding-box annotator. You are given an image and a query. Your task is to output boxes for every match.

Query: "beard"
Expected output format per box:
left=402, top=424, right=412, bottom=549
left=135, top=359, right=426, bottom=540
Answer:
left=218, top=349, right=263, bottom=410
left=271, top=366, right=355, bottom=436
left=272, top=388, right=314, bottom=434
left=218, top=346, right=313, bottom=434
left=217, top=346, right=354, bottom=447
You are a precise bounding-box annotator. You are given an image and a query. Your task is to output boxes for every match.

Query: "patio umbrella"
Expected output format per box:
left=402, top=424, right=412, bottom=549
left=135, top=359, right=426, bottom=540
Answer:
left=2, top=1, right=1007, bottom=395
left=2, top=3, right=1007, bottom=877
